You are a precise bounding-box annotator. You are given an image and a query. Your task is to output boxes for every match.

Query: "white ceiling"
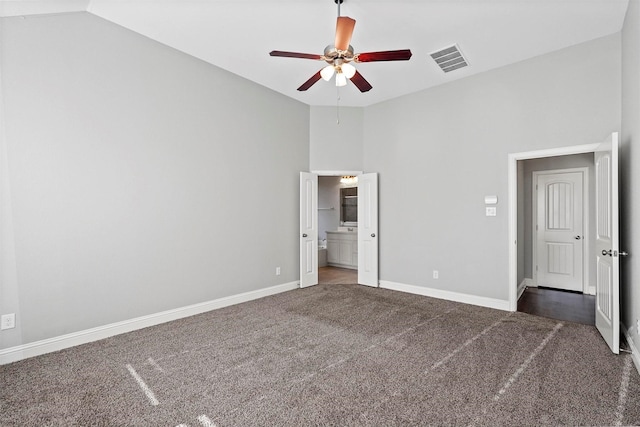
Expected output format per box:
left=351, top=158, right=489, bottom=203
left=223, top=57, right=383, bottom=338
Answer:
left=0, top=0, right=630, bottom=107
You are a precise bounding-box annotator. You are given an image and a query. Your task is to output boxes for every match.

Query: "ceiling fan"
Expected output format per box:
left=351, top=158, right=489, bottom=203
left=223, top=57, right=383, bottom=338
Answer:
left=269, top=0, right=412, bottom=93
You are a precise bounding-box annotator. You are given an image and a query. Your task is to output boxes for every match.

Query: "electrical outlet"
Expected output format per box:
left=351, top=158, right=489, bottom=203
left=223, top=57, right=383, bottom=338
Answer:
left=276, top=267, right=281, bottom=276
left=1, top=313, right=15, bottom=330
left=433, top=270, right=439, bottom=279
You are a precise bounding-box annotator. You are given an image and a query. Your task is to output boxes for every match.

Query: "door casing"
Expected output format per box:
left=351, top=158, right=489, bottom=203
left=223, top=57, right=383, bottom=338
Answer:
left=508, top=143, right=599, bottom=311
left=311, top=170, right=379, bottom=286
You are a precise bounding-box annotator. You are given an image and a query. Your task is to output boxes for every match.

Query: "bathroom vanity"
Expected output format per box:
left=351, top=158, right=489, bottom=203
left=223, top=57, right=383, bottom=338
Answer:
left=326, top=231, right=358, bottom=270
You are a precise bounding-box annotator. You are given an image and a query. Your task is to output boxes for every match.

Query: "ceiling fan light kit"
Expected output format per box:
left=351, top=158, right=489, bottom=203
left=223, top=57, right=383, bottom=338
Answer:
left=269, top=0, right=412, bottom=93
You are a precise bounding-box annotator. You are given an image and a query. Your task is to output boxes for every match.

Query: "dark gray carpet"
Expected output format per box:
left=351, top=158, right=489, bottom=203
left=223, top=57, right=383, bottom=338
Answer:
left=1, top=284, right=639, bottom=426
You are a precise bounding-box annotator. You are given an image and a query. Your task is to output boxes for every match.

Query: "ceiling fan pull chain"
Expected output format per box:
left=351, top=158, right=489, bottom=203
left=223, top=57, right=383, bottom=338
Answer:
left=336, top=86, right=341, bottom=124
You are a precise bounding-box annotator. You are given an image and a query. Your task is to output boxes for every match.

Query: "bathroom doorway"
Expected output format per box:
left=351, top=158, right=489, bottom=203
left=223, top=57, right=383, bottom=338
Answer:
left=318, top=176, right=358, bottom=284
left=300, top=170, right=378, bottom=288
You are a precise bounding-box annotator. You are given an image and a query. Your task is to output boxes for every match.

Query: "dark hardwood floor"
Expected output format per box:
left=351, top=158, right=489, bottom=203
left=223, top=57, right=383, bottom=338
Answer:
left=518, top=286, right=595, bottom=325
left=318, top=267, right=358, bottom=285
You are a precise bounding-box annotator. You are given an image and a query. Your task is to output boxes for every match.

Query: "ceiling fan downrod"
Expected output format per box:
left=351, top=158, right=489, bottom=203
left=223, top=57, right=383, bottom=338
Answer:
left=335, top=0, right=343, bottom=17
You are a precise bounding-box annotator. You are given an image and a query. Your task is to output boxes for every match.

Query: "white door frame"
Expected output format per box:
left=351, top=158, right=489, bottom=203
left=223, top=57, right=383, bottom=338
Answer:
left=507, top=144, right=599, bottom=311
left=532, top=167, right=591, bottom=294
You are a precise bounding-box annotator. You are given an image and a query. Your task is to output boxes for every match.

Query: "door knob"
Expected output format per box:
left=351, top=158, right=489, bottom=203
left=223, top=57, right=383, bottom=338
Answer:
left=371, top=233, right=376, bottom=238
left=574, top=236, right=581, bottom=240
left=620, top=251, right=629, bottom=257
left=602, top=249, right=612, bottom=256
left=302, top=233, right=308, bottom=238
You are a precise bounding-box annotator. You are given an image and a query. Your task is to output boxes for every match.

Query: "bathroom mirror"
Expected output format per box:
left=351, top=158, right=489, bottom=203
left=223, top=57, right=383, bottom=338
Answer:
left=340, top=187, right=357, bottom=226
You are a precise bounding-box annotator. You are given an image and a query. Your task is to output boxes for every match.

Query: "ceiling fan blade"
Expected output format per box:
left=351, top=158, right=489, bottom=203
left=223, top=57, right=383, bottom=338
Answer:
left=356, top=49, right=413, bottom=63
left=269, top=51, right=323, bottom=60
left=350, top=70, right=372, bottom=93
left=297, top=71, right=323, bottom=91
left=335, top=16, right=356, bottom=51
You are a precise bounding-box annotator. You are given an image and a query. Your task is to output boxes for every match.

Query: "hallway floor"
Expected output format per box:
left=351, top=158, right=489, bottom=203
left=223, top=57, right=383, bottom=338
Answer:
left=517, top=286, right=595, bottom=325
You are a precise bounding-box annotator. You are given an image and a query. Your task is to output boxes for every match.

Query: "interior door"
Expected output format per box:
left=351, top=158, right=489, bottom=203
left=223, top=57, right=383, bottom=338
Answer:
left=300, top=172, right=318, bottom=288
left=595, top=132, right=620, bottom=354
left=357, top=173, right=378, bottom=287
left=535, top=171, right=584, bottom=292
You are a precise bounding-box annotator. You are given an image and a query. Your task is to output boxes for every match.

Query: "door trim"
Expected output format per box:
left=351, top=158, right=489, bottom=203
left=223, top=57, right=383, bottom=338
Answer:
left=532, top=167, right=590, bottom=294
left=508, top=143, right=599, bottom=311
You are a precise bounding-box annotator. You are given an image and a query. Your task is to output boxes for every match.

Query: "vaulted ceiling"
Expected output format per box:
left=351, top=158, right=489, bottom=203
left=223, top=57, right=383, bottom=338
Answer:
left=0, top=0, right=630, bottom=107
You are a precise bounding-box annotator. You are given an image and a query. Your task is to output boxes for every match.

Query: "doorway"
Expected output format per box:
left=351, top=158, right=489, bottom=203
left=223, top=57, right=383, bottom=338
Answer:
left=318, top=175, right=358, bottom=285
left=517, top=157, right=594, bottom=324
left=508, top=133, right=621, bottom=353
left=300, top=170, right=379, bottom=288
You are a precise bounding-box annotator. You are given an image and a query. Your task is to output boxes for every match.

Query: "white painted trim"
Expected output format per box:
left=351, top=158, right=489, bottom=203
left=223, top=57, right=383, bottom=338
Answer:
left=508, top=143, right=600, bottom=312
left=380, top=280, right=510, bottom=311
left=0, top=281, right=299, bottom=365
left=311, top=170, right=364, bottom=177
left=532, top=167, right=590, bottom=294
left=622, top=323, right=640, bottom=376
left=518, top=278, right=533, bottom=300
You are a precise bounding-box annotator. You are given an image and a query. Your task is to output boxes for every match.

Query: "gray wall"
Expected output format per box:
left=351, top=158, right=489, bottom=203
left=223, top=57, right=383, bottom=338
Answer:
left=363, top=34, right=621, bottom=301
left=518, top=154, right=595, bottom=285
left=621, top=0, right=640, bottom=356
left=0, top=12, right=309, bottom=349
left=310, top=106, right=363, bottom=172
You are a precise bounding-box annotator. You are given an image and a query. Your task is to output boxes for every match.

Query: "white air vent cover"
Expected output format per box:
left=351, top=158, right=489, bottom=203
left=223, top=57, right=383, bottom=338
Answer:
left=430, top=44, right=468, bottom=73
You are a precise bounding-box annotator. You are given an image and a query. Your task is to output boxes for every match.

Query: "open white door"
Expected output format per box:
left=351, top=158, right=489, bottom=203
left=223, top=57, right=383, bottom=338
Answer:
left=594, top=132, right=620, bottom=354
left=300, top=172, right=318, bottom=288
left=358, top=173, right=378, bottom=287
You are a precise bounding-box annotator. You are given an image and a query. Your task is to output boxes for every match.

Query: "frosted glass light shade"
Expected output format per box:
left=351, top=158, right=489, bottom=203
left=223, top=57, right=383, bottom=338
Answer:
left=335, top=72, right=347, bottom=87
left=320, top=65, right=335, bottom=81
left=341, top=63, right=356, bottom=79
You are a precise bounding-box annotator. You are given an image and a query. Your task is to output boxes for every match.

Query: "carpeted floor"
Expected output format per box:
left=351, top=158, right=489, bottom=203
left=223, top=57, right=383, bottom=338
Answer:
left=1, top=284, right=639, bottom=426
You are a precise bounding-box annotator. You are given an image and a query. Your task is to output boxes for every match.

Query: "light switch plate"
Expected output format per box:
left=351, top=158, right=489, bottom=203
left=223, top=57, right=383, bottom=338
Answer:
left=1, top=313, right=15, bottom=330
left=486, top=207, right=497, bottom=217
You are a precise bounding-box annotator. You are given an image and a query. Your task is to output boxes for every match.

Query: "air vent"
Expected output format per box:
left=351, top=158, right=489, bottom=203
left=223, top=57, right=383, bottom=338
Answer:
left=430, top=44, right=468, bottom=73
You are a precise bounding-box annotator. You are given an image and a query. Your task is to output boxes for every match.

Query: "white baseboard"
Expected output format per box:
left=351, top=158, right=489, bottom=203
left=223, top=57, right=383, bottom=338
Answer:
left=622, top=323, right=640, bottom=376
left=518, top=278, right=533, bottom=300
left=0, top=281, right=299, bottom=365
left=379, top=280, right=510, bottom=311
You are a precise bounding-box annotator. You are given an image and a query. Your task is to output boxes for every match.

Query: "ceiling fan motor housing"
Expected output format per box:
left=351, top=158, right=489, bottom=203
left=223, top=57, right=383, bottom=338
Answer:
left=323, top=45, right=355, bottom=64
